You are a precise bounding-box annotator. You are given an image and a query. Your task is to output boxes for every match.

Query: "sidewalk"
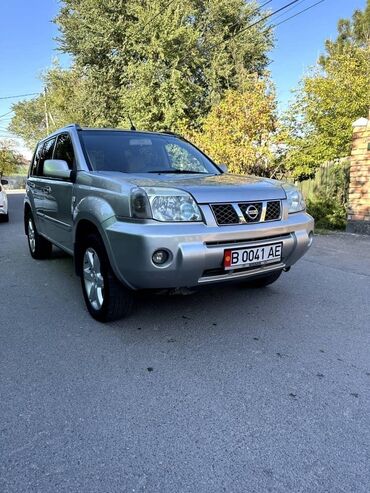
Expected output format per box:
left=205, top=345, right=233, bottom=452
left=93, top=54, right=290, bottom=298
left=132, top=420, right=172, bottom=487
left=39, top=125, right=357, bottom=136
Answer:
left=6, top=189, right=26, bottom=194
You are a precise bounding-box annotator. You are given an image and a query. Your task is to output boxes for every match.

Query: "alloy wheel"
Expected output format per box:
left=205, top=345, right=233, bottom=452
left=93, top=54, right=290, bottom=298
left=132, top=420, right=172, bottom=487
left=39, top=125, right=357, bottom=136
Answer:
left=28, top=218, right=36, bottom=253
left=83, top=247, right=105, bottom=310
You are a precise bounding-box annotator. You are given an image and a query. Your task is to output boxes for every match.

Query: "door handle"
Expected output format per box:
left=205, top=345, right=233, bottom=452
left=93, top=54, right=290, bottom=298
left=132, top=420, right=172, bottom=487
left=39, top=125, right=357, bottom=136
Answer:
left=43, top=186, right=51, bottom=194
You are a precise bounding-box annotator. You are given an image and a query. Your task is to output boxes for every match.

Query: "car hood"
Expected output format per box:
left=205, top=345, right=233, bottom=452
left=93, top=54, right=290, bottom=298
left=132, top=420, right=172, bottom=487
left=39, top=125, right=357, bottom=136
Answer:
left=94, top=172, right=287, bottom=203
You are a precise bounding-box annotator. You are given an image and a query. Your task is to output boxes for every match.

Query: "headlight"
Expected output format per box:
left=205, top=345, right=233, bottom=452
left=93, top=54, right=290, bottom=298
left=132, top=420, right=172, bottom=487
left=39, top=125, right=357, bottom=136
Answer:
left=131, top=187, right=202, bottom=222
left=283, top=184, right=306, bottom=213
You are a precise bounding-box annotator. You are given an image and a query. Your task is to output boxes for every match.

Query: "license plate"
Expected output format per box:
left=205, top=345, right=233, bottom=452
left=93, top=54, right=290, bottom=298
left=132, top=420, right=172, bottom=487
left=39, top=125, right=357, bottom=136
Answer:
left=224, top=242, right=282, bottom=270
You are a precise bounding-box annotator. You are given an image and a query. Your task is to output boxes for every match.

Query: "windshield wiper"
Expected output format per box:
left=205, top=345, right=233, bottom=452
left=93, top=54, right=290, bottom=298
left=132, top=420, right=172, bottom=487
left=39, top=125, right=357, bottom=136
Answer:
left=148, top=169, right=209, bottom=174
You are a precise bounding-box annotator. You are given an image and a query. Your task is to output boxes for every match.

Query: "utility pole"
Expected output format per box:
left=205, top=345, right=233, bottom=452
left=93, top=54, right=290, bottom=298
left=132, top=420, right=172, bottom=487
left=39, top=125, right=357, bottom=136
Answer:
left=43, top=87, right=49, bottom=133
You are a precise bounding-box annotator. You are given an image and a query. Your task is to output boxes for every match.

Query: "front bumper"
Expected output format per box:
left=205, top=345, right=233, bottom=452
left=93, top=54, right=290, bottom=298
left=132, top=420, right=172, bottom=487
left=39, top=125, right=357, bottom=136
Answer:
left=104, top=211, right=314, bottom=289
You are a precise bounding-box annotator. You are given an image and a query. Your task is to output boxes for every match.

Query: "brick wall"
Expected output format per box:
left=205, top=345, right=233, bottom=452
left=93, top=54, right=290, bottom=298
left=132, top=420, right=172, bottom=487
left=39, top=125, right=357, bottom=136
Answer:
left=347, top=111, right=370, bottom=234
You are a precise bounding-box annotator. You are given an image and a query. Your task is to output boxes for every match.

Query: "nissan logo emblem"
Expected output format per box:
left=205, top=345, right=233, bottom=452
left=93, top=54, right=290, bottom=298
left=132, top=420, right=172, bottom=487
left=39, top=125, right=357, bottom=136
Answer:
left=246, top=204, right=259, bottom=220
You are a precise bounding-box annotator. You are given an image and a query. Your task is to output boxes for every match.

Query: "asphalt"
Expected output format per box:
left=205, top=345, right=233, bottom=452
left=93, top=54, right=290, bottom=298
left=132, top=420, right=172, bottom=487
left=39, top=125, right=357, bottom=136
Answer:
left=1, top=193, right=370, bottom=493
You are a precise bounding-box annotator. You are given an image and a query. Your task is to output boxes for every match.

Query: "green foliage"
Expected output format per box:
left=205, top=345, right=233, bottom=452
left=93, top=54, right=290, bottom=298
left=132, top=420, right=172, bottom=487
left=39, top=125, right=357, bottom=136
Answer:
left=307, top=196, right=347, bottom=230
left=9, top=64, right=89, bottom=149
left=54, top=0, right=273, bottom=131
left=302, top=160, right=350, bottom=230
left=188, top=75, right=279, bottom=176
left=284, top=1, right=370, bottom=180
left=0, top=140, right=24, bottom=177
left=10, top=0, right=274, bottom=148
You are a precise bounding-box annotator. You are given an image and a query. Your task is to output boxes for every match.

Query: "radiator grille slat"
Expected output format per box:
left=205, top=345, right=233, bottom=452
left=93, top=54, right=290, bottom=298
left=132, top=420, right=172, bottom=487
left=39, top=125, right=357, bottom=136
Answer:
left=265, top=201, right=281, bottom=221
left=211, top=204, right=239, bottom=225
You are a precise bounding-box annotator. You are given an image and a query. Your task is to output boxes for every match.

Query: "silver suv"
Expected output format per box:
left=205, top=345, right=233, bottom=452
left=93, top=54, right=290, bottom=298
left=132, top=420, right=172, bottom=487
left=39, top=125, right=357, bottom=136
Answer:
left=25, top=124, right=314, bottom=322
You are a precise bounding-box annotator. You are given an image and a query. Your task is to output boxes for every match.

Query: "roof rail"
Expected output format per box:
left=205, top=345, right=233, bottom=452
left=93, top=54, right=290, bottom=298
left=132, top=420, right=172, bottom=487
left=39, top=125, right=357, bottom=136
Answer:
left=65, top=123, right=82, bottom=130
left=160, top=130, right=183, bottom=139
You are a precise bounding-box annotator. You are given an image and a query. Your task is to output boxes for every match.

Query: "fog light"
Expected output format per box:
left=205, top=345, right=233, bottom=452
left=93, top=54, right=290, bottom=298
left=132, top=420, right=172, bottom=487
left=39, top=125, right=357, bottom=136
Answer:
left=308, top=231, right=314, bottom=247
left=152, top=249, right=169, bottom=265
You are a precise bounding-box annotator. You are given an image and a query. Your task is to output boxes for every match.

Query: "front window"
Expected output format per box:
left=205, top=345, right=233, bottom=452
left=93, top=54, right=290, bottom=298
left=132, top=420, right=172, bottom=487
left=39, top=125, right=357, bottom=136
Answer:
left=79, top=131, right=219, bottom=175
left=54, top=133, right=75, bottom=170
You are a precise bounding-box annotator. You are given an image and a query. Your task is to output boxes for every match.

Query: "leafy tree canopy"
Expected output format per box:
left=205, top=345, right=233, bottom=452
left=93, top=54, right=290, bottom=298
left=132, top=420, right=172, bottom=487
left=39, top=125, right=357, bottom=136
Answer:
left=9, top=64, right=89, bottom=149
left=190, top=75, right=279, bottom=177
left=0, top=140, right=23, bottom=177
left=10, top=0, right=274, bottom=148
left=284, top=0, right=370, bottom=180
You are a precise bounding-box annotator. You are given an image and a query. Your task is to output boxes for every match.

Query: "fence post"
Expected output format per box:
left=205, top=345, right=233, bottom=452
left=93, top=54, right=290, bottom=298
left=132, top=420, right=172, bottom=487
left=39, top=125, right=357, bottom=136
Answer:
left=346, top=110, right=370, bottom=235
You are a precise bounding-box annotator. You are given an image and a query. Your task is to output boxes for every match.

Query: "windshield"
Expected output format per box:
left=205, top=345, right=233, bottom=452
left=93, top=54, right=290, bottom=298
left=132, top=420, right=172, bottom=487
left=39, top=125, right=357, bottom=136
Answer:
left=79, top=130, right=220, bottom=174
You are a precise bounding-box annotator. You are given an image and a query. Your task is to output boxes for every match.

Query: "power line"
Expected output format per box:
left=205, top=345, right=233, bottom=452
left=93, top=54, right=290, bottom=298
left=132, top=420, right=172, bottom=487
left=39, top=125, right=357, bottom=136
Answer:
left=0, top=110, right=14, bottom=119
left=273, top=0, right=326, bottom=28
left=0, top=92, right=40, bottom=101
left=271, top=0, right=309, bottom=22
left=259, top=0, right=274, bottom=9
left=226, top=1, right=274, bottom=34
left=125, top=0, right=177, bottom=45
left=207, top=0, right=301, bottom=52
left=167, top=0, right=291, bottom=71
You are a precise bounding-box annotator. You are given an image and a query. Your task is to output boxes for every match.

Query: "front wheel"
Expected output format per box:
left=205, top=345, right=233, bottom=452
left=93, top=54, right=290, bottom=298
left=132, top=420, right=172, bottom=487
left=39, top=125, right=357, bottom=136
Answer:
left=80, top=234, right=134, bottom=322
left=0, top=213, right=9, bottom=222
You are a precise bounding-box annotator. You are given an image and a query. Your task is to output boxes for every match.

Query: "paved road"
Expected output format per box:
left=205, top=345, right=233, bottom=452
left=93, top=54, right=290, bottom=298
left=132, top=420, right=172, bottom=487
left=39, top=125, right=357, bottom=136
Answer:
left=1, top=193, right=370, bottom=493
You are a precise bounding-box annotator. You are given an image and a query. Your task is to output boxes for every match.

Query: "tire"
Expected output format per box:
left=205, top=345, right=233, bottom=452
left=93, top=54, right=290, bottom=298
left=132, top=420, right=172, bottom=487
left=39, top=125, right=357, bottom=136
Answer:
left=246, top=269, right=282, bottom=288
left=0, top=213, right=9, bottom=222
left=26, top=212, right=52, bottom=259
left=80, top=234, right=134, bottom=322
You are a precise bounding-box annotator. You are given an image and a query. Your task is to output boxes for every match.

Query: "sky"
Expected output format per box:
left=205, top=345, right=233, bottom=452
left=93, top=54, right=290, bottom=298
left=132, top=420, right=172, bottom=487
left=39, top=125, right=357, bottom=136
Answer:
left=0, top=0, right=367, bottom=155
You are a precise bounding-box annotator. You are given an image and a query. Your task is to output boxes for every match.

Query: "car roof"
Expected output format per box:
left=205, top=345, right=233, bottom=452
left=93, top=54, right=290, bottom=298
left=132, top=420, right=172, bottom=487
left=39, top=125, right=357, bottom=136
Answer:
left=37, top=124, right=180, bottom=144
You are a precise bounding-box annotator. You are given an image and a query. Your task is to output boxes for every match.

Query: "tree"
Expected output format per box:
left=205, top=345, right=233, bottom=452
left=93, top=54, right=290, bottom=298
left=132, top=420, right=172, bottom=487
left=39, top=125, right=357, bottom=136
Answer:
left=284, top=1, right=370, bottom=180
left=54, top=0, right=273, bottom=130
left=0, top=140, right=23, bottom=177
left=11, top=1, right=274, bottom=151
left=189, top=75, right=279, bottom=176
left=10, top=64, right=89, bottom=149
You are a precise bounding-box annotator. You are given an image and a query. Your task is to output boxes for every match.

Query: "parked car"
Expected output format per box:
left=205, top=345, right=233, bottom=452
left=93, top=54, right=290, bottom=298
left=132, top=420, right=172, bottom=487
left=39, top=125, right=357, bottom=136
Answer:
left=24, top=124, right=314, bottom=322
left=0, top=179, right=9, bottom=222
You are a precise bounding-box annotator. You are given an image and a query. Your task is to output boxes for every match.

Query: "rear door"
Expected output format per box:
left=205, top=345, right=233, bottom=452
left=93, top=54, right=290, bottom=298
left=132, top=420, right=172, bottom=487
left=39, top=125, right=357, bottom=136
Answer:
left=27, top=140, right=55, bottom=234
left=41, top=133, right=75, bottom=251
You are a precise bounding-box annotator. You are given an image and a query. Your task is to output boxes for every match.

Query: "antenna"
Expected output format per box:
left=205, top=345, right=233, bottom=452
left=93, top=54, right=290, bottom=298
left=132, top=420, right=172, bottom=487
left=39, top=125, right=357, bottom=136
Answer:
left=128, top=115, right=136, bottom=131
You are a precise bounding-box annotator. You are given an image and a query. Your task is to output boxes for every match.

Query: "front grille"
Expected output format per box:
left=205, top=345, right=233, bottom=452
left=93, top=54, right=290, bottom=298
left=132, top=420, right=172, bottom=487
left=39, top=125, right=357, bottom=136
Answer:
left=239, top=202, right=263, bottom=223
left=265, top=201, right=281, bottom=221
left=211, top=204, right=239, bottom=225
left=210, top=200, right=282, bottom=226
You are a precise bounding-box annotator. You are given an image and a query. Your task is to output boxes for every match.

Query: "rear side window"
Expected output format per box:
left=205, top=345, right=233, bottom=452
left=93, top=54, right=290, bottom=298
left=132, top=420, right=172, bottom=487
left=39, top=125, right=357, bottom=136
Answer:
left=54, top=133, right=75, bottom=170
left=30, top=142, right=43, bottom=176
left=40, top=138, right=56, bottom=175
left=30, top=138, right=56, bottom=176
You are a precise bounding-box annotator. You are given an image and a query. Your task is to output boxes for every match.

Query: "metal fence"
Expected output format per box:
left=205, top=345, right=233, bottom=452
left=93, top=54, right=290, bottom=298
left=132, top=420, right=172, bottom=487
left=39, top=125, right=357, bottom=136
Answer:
left=298, top=159, right=350, bottom=202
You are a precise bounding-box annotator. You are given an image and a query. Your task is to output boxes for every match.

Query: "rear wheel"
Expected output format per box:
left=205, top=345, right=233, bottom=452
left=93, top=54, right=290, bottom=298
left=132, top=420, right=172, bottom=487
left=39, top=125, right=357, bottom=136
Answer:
left=26, top=212, right=52, bottom=259
left=80, top=234, right=134, bottom=322
left=245, top=270, right=282, bottom=288
left=0, top=213, right=9, bottom=222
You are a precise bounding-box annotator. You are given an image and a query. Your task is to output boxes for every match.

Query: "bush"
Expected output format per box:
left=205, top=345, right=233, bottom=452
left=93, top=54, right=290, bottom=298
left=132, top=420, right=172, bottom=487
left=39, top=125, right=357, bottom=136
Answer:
left=307, top=195, right=347, bottom=230
left=299, top=159, right=349, bottom=230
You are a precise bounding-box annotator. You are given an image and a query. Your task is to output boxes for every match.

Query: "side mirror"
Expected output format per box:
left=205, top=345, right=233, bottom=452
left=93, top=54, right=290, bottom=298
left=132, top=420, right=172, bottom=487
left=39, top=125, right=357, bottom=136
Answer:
left=218, top=163, right=228, bottom=173
left=1, top=179, right=8, bottom=185
left=43, top=159, right=71, bottom=179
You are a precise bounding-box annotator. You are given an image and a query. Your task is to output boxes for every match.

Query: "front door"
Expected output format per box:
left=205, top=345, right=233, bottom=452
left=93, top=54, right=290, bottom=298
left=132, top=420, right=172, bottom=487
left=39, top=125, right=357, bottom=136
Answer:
left=41, top=133, right=76, bottom=252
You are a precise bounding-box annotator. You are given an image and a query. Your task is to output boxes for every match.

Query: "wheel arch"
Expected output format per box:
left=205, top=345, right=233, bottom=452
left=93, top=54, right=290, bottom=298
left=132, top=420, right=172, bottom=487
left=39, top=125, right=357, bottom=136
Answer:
left=74, top=218, right=102, bottom=277
left=24, top=201, right=32, bottom=234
